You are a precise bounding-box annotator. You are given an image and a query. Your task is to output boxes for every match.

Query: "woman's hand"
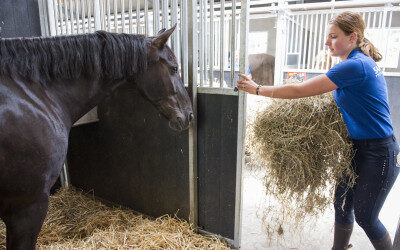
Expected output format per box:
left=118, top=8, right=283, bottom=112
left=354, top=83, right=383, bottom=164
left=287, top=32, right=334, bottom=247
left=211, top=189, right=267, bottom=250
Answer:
left=237, top=73, right=259, bottom=95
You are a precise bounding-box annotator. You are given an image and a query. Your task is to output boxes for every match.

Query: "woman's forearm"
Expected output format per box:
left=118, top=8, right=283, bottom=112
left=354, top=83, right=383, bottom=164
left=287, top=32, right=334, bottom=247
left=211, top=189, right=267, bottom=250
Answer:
left=258, top=84, right=303, bottom=99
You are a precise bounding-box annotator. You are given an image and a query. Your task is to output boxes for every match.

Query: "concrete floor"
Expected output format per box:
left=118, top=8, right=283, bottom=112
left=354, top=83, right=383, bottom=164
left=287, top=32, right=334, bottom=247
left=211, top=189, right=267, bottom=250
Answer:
left=240, top=159, right=400, bottom=250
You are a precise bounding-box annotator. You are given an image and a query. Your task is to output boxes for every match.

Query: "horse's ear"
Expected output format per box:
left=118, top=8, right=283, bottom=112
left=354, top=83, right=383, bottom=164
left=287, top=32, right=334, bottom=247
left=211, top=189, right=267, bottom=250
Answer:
left=152, top=24, right=177, bottom=49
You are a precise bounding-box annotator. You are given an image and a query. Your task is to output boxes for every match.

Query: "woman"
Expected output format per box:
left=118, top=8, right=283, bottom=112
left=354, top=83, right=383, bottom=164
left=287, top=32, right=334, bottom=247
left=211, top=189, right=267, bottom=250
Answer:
left=237, top=11, right=399, bottom=250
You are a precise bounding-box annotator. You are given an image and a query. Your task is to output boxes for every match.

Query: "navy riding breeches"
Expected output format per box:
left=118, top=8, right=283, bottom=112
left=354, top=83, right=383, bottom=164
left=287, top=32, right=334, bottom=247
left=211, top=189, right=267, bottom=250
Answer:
left=334, top=134, right=399, bottom=240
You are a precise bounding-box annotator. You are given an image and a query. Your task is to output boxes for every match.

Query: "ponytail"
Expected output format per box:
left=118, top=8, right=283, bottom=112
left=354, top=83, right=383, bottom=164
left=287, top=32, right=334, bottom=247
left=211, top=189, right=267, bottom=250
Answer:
left=358, top=37, right=382, bottom=62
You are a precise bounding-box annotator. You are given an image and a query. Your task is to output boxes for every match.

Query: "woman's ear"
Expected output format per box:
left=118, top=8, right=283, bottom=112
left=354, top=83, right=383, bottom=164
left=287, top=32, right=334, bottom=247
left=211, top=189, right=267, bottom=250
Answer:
left=349, top=32, right=358, bottom=43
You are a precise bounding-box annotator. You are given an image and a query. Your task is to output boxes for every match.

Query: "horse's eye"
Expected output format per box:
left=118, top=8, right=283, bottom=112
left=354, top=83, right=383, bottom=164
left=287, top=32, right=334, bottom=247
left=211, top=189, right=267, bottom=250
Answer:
left=171, top=66, right=178, bottom=74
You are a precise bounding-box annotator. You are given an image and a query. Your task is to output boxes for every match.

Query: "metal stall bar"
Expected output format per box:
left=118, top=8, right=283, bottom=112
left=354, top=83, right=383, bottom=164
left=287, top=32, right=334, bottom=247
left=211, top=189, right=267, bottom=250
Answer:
left=75, top=0, right=81, bottom=34
left=199, top=0, right=205, bottom=87
left=220, top=0, right=225, bottom=87
left=274, top=1, right=288, bottom=85
left=301, top=14, right=309, bottom=70
left=383, top=9, right=393, bottom=72
left=145, top=0, right=149, bottom=36
left=121, top=0, right=126, bottom=33
left=128, top=0, right=133, bottom=33
left=153, top=0, right=160, bottom=35
left=209, top=0, right=215, bottom=87
left=51, top=0, right=59, bottom=35
left=231, top=0, right=237, bottom=87
left=188, top=0, right=198, bottom=228
left=94, top=0, right=101, bottom=31
left=162, top=0, right=169, bottom=30
left=64, top=0, right=70, bottom=34
left=235, top=0, right=249, bottom=247
left=136, top=0, right=141, bottom=33
left=181, top=0, right=189, bottom=86
left=46, top=0, right=57, bottom=36
left=58, top=0, right=65, bottom=34
left=171, top=0, right=179, bottom=57
left=307, top=14, right=314, bottom=69
left=297, top=14, right=303, bottom=70
left=69, top=0, right=74, bottom=33
left=81, top=0, right=86, bottom=33
left=114, top=0, right=118, bottom=32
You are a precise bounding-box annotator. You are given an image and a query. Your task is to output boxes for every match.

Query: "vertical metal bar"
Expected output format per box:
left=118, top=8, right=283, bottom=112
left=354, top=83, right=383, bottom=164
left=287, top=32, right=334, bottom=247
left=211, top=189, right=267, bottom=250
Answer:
left=220, top=0, right=225, bottom=88
left=181, top=0, right=188, bottom=86
left=69, top=0, right=74, bottom=33
left=302, top=14, right=309, bottom=70
left=87, top=0, right=92, bottom=32
left=136, top=0, right=141, bottom=33
left=307, top=14, right=314, bottom=69
left=128, top=0, right=132, bottom=33
left=236, top=0, right=249, bottom=247
left=154, top=0, right=160, bottom=35
left=284, top=17, right=290, bottom=68
left=188, top=0, right=198, bottom=229
left=93, top=0, right=101, bottom=31
left=199, top=0, right=204, bottom=87
left=37, top=0, right=48, bottom=36
left=312, top=14, right=319, bottom=69
left=81, top=0, right=87, bottom=33
left=107, top=0, right=111, bottom=31
left=145, top=0, right=149, bottom=36
left=121, top=0, right=125, bottom=33
left=274, top=0, right=287, bottom=85
left=209, top=0, right=214, bottom=87
left=383, top=9, right=392, bottom=72
left=58, top=0, right=64, bottom=34
left=172, top=0, right=179, bottom=55
left=63, top=0, right=70, bottom=34
left=202, top=0, right=207, bottom=86
left=294, top=15, right=299, bottom=53
left=114, top=0, right=118, bottom=32
left=368, top=11, right=372, bottom=29
left=46, top=0, right=57, bottom=36
left=230, top=0, right=236, bottom=87
left=297, top=14, right=304, bottom=70
left=162, top=0, right=169, bottom=29
left=52, top=0, right=59, bottom=35
left=289, top=15, right=294, bottom=53
left=323, top=13, right=329, bottom=70
left=75, top=0, right=81, bottom=34
left=373, top=11, right=377, bottom=28
left=317, top=13, right=324, bottom=69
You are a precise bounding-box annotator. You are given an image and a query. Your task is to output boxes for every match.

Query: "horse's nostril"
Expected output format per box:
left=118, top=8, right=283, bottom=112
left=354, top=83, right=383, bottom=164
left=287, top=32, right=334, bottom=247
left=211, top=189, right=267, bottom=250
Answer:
left=189, top=113, right=194, bottom=122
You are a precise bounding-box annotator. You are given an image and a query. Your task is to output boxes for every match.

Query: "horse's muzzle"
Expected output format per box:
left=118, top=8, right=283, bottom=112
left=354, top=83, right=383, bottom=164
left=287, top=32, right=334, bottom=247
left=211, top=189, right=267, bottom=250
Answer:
left=169, top=112, right=193, bottom=131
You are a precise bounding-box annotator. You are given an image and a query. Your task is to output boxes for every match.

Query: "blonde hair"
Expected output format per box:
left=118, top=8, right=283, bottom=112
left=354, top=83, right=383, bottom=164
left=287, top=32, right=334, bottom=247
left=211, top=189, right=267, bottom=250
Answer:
left=329, top=11, right=382, bottom=62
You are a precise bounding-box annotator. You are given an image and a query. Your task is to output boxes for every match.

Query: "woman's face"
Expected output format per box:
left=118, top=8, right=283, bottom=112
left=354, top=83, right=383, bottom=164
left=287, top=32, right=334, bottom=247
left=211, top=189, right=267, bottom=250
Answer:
left=325, top=24, right=357, bottom=60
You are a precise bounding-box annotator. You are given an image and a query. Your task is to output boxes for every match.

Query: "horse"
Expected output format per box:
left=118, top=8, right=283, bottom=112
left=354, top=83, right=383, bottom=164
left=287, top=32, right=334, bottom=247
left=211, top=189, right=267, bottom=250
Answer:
left=248, top=53, right=275, bottom=86
left=0, top=25, right=193, bottom=250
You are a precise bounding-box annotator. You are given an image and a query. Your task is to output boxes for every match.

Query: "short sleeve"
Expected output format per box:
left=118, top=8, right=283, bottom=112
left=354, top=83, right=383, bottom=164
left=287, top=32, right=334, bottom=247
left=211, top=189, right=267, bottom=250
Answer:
left=326, top=59, right=366, bottom=89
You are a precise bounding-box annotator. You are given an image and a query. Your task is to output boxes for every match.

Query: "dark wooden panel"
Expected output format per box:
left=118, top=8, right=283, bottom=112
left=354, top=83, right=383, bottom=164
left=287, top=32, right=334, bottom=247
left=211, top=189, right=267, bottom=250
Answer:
left=67, top=84, right=190, bottom=220
left=0, top=0, right=41, bottom=38
left=197, top=93, right=238, bottom=239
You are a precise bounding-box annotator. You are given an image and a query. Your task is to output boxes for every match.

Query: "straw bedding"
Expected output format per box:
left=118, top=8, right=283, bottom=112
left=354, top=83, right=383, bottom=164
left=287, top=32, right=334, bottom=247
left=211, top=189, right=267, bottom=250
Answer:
left=0, top=188, right=229, bottom=249
left=246, top=88, right=356, bottom=235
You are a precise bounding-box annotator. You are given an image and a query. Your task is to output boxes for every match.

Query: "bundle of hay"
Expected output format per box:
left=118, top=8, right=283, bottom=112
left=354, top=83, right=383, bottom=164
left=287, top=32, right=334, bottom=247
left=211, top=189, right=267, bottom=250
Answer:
left=0, top=188, right=228, bottom=249
left=246, top=84, right=356, bottom=232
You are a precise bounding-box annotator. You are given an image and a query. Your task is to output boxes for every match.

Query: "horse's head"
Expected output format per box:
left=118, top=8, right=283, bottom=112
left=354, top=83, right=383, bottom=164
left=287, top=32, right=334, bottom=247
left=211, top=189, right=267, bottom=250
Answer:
left=136, top=25, right=193, bottom=131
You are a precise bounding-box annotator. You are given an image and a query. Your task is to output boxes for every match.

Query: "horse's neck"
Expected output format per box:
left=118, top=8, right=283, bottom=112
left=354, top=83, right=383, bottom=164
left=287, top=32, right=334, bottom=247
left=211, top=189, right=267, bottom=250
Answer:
left=51, top=78, right=128, bottom=128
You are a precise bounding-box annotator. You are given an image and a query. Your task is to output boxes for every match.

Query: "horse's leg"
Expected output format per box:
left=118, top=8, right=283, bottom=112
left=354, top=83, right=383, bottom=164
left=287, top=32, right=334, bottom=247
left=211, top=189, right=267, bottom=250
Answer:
left=4, top=195, right=49, bottom=250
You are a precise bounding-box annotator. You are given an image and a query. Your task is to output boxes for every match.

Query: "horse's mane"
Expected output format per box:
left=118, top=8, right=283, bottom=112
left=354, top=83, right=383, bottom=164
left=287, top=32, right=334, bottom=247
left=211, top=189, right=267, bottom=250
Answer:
left=0, top=31, right=148, bottom=83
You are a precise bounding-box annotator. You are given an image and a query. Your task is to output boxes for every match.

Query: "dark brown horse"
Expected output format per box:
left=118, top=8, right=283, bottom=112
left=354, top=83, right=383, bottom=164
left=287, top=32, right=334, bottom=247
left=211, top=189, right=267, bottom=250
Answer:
left=0, top=25, right=193, bottom=249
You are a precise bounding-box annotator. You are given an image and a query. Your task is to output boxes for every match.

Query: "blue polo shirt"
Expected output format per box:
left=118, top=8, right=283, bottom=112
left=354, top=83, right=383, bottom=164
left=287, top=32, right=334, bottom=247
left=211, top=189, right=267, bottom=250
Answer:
left=326, top=48, right=393, bottom=139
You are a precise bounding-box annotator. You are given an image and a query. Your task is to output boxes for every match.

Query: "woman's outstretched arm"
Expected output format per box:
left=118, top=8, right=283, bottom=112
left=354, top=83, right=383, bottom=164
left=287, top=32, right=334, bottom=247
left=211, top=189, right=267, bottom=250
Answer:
left=237, top=73, right=338, bottom=99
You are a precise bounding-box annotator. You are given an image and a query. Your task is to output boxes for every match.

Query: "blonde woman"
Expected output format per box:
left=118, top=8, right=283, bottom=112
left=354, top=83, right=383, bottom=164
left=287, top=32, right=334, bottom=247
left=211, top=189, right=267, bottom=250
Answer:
left=238, top=11, right=399, bottom=250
